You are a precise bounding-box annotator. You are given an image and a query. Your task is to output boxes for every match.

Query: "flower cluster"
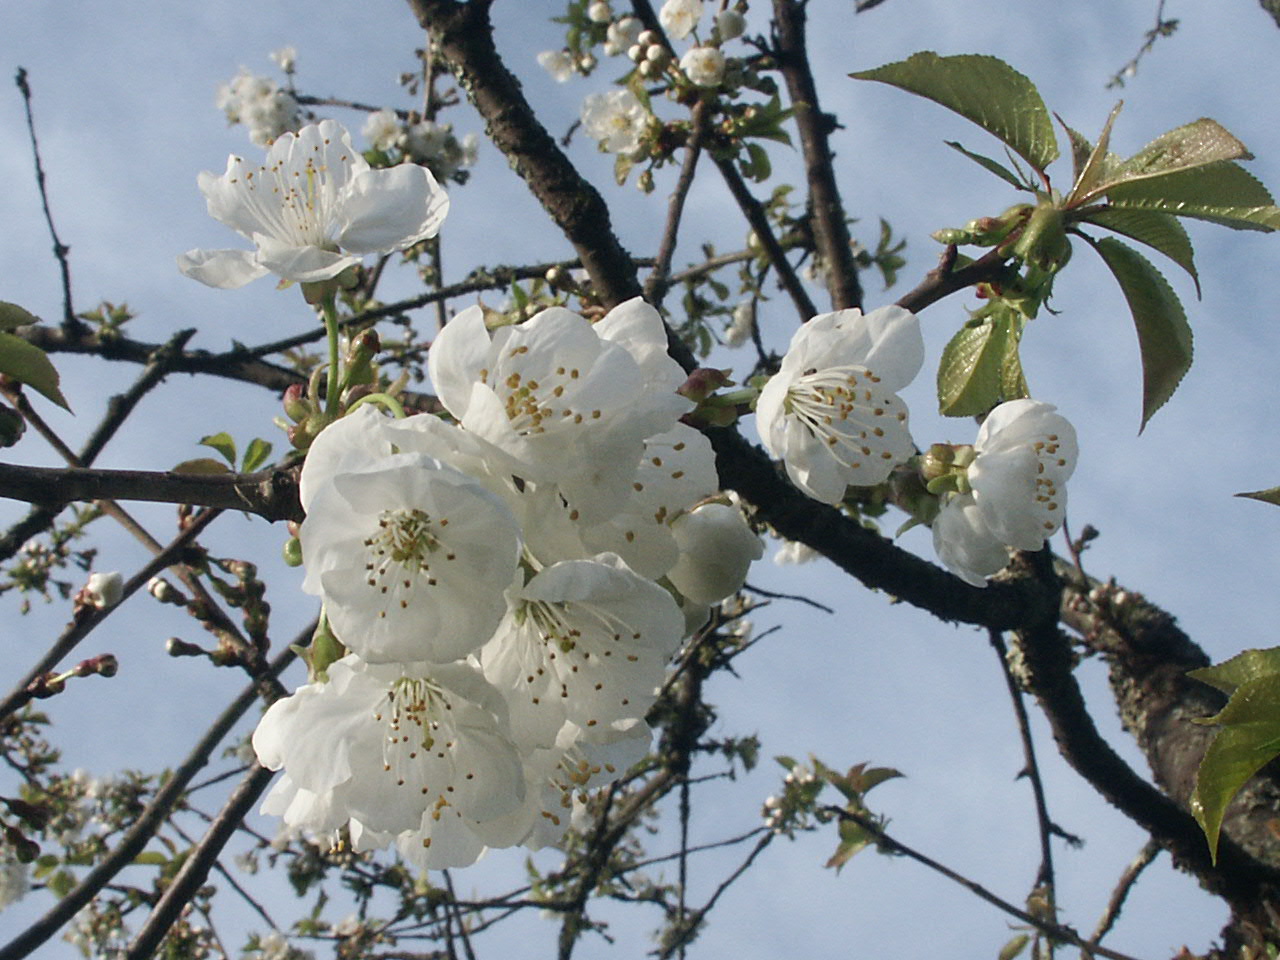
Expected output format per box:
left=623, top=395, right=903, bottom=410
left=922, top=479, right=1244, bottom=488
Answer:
left=255, top=298, right=762, bottom=868
left=215, top=67, right=303, bottom=147
left=361, top=109, right=479, bottom=184
left=754, top=307, right=1079, bottom=585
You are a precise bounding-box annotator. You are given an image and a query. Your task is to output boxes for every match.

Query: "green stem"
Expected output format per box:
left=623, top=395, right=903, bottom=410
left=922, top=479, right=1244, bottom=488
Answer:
left=321, top=294, right=342, bottom=415
left=349, top=392, right=407, bottom=419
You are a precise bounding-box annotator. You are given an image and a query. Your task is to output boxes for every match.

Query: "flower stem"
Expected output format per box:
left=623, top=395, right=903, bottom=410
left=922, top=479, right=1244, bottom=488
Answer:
left=320, top=294, right=342, bottom=415
left=349, top=392, right=406, bottom=419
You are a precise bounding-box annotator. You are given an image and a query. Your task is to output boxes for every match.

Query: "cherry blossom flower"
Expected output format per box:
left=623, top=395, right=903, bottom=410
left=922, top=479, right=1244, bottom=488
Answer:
left=680, top=46, right=726, bottom=87
left=580, top=89, right=650, bottom=157
left=362, top=108, right=402, bottom=152
left=215, top=68, right=302, bottom=146
left=537, top=50, right=575, bottom=83
left=479, top=554, right=685, bottom=750
left=756, top=305, right=923, bottom=504
left=605, top=16, right=644, bottom=56
left=715, top=9, right=747, bottom=41
left=178, top=119, right=449, bottom=289
left=659, top=0, right=704, bottom=39
left=427, top=298, right=690, bottom=523
left=84, top=571, right=123, bottom=609
left=299, top=418, right=522, bottom=663
left=254, top=656, right=524, bottom=841
left=931, top=399, right=1078, bottom=586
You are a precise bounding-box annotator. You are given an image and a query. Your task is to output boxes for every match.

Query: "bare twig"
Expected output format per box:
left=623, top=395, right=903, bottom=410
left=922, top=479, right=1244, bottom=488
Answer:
left=989, top=629, right=1059, bottom=930
left=1091, top=841, right=1161, bottom=944
left=14, top=68, right=79, bottom=332
left=822, top=806, right=1146, bottom=960
left=644, top=101, right=710, bottom=308
left=0, top=507, right=223, bottom=723
left=0, top=640, right=296, bottom=960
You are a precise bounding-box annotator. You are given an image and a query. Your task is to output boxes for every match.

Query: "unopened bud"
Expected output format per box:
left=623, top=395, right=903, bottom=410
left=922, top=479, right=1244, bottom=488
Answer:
left=166, top=637, right=206, bottom=658
left=282, top=536, right=304, bottom=567
left=282, top=383, right=309, bottom=422
left=716, top=9, right=747, bottom=40
left=85, top=571, right=123, bottom=610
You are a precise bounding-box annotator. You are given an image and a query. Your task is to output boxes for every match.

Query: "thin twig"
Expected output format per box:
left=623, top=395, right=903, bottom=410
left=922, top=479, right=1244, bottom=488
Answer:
left=0, top=639, right=296, bottom=960
left=1091, top=841, right=1161, bottom=944
left=990, top=629, right=1059, bottom=933
left=657, top=832, right=774, bottom=959
left=0, top=508, right=222, bottom=723
left=821, top=807, right=1147, bottom=960
left=14, top=68, right=79, bottom=332
left=644, top=101, right=709, bottom=308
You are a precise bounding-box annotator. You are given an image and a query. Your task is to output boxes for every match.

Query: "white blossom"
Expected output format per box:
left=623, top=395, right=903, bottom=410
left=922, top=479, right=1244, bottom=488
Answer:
left=269, top=47, right=297, bottom=74
left=659, top=0, right=704, bottom=39
left=215, top=68, right=301, bottom=147
left=299, top=407, right=522, bottom=664
left=178, top=119, right=449, bottom=289
left=254, top=656, right=525, bottom=843
left=403, top=120, right=478, bottom=181
left=679, top=46, right=726, bottom=87
left=480, top=554, right=685, bottom=750
left=362, top=108, right=403, bottom=152
left=605, top=16, right=644, bottom=56
left=427, top=298, right=690, bottom=523
left=932, top=399, right=1078, bottom=586
left=538, top=49, right=575, bottom=83
left=724, top=300, right=755, bottom=347
left=773, top=539, right=819, bottom=565
left=588, top=1, right=613, bottom=23
left=756, top=305, right=923, bottom=504
left=580, top=88, right=650, bottom=157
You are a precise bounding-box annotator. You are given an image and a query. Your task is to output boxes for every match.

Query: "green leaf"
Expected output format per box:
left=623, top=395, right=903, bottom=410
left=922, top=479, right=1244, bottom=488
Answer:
left=1060, top=119, right=1094, bottom=188
left=741, top=142, right=773, bottom=182
left=936, top=315, right=1012, bottom=417
left=1000, top=318, right=1029, bottom=400
left=0, top=301, right=41, bottom=331
left=1080, top=207, right=1199, bottom=295
left=241, top=437, right=273, bottom=473
left=1087, top=237, right=1193, bottom=429
left=133, top=851, right=169, bottom=867
left=199, top=432, right=237, bottom=467
left=172, top=457, right=233, bottom=476
left=998, top=934, right=1031, bottom=960
left=0, top=331, right=70, bottom=410
left=944, top=141, right=1032, bottom=191
left=1192, top=674, right=1280, bottom=862
left=1237, top=487, right=1280, bottom=508
left=852, top=52, right=1058, bottom=172
left=1064, top=102, right=1123, bottom=204
left=1189, top=647, right=1280, bottom=697
left=48, top=869, right=75, bottom=899
left=1108, top=118, right=1252, bottom=188
left=1105, top=161, right=1280, bottom=232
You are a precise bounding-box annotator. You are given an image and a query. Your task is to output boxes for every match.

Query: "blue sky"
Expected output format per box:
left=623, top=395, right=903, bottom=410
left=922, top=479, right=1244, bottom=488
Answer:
left=3, top=1, right=1280, bottom=957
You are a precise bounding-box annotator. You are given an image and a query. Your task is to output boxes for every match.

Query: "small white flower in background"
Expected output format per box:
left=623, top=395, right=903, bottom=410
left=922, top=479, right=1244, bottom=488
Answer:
left=362, top=108, right=403, bottom=153
left=403, top=120, right=478, bottom=182
left=679, top=46, right=726, bottom=87
left=605, top=16, right=644, bottom=56
left=215, top=68, right=302, bottom=147
left=724, top=300, right=755, bottom=347
left=756, top=305, right=924, bottom=505
left=659, top=0, right=704, bottom=39
left=178, top=119, right=449, bottom=290
left=538, top=49, right=575, bottom=83
left=256, top=930, right=314, bottom=960
left=580, top=88, right=650, bottom=157
left=85, top=571, right=123, bottom=609
left=715, top=8, right=747, bottom=41
left=587, top=0, right=613, bottom=23
left=931, top=399, right=1078, bottom=586
left=773, top=539, right=819, bottom=565
left=269, top=46, right=297, bottom=74
left=0, top=847, right=30, bottom=911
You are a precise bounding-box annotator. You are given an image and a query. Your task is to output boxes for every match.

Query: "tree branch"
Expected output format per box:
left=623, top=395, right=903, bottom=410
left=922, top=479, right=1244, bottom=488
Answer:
left=771, top=0, right=863, bottom=311
left=406, top=0, right=643, bottom=309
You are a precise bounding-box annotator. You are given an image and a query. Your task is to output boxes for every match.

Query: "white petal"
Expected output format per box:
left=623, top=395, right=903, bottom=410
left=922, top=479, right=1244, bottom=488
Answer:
left=668, top=503, right=762, bottom=605
left=337, top=163, right=450, bottom=254
left=931, top=494, right=1010, bottom=586
left=176, top=248, right=268, bottom=289
left=253, top=233, right=360, bottom=283
left=428, top=305, right=491, bottom=421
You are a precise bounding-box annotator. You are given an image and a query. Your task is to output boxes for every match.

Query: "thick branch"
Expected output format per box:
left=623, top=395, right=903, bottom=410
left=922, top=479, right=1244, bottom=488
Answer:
left=406, top=0, right=643, bottom=308
left=771, top=0, right=863, bottom=311
left=0, top=462, right=303, bottom=523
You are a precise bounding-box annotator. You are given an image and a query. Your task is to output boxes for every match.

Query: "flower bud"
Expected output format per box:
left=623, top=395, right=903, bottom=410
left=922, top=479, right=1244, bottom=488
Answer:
left=0, top=404, right=25, bottom=447
left=282, top=383, right=309, bottom=422
left=715, top=9, right=747, bottom=40
left=166, top=637, right=206, bottom=658
left=587, top=0, right=612, bottom=23
left=85, top=571, right=123, bottom=610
